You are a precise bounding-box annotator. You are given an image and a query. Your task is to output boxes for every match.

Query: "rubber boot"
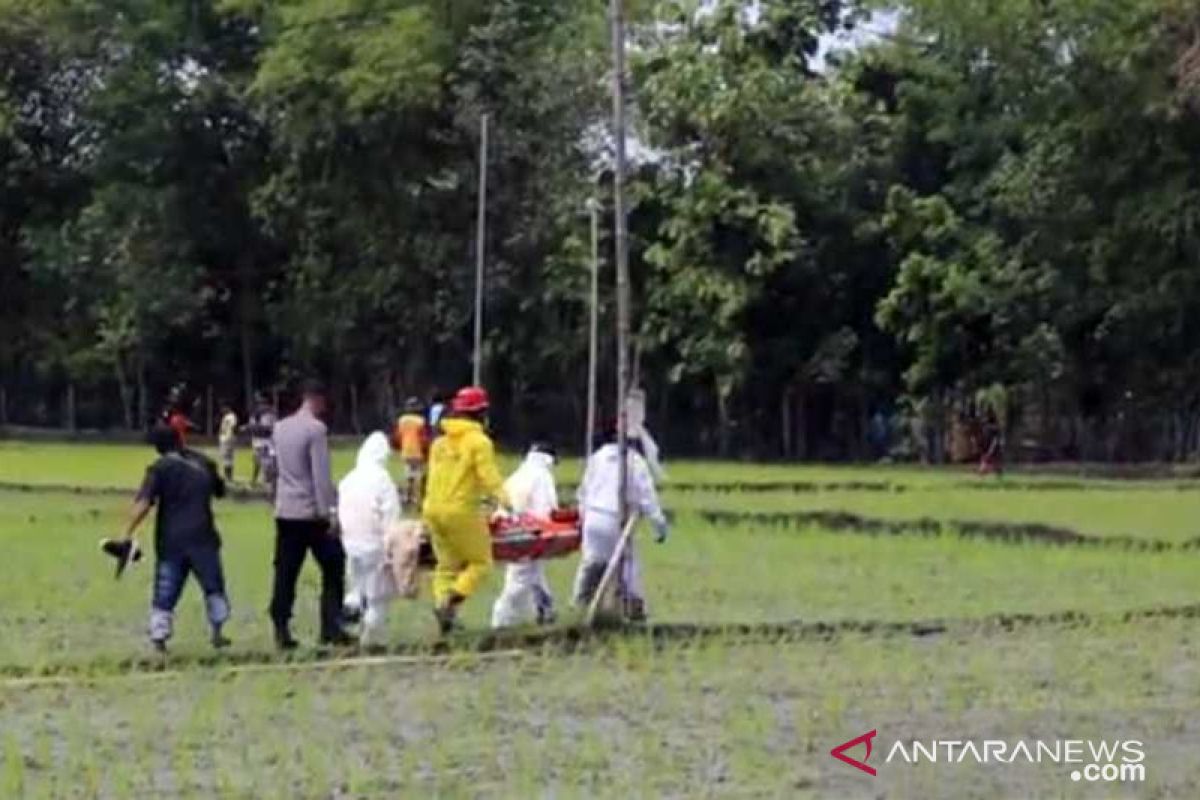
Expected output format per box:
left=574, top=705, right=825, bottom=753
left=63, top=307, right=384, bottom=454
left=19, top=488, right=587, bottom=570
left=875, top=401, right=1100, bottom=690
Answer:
left=434, top=592, right=465, bottom=635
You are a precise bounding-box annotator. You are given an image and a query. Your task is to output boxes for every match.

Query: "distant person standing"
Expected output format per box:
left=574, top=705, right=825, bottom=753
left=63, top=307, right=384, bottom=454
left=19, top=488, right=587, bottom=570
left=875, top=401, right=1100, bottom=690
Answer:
left=217, top=401, right=238, bottom=482
left=163, top=388, right=197, bottom=448
left=268, top=380, right=350, bottom=649
left=246, top=393, right=278, bottom=489
left=427, top=391, right=448, bottom=441
left=104, top=426, right=231, bottom=653
left=395, top=397, right=428, bottom=508
left=978, top=411, right=1004, bottom=476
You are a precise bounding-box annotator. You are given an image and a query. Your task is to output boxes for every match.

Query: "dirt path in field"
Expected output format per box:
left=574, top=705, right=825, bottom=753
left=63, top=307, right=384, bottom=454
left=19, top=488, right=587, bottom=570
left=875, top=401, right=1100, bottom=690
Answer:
left=4, top=602, right=1199, bottom=687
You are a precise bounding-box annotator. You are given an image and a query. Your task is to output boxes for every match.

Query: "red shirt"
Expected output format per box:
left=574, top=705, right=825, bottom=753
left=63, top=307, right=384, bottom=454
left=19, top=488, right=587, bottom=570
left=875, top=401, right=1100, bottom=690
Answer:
left=168, top=412, right=192, bottom=446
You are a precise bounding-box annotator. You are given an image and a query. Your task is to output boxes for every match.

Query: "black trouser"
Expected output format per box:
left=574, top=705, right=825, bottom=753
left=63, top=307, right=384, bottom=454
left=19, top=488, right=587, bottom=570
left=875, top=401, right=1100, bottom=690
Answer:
left=269, top=518, right=346, bottom=639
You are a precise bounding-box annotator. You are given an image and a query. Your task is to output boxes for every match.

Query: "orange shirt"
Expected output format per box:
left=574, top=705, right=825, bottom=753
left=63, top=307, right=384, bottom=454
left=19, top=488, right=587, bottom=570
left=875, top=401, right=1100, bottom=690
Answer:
left=396, top=414, right=427, bottom=460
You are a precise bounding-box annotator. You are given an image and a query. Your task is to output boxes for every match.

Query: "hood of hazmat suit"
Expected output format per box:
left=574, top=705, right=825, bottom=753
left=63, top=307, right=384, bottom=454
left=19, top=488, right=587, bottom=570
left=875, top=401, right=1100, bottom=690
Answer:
left=338, top=432, right=401, bottom=558
left=503, top=451, right=558, bottom=517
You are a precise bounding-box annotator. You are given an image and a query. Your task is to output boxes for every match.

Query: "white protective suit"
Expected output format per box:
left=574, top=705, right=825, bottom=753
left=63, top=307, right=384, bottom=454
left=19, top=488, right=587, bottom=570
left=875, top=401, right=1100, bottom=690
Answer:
left=571, top=443, right=668, bottom=609
left=338, top=432, right=402, bottom=643
left=490, top=450, right=558, bottom=628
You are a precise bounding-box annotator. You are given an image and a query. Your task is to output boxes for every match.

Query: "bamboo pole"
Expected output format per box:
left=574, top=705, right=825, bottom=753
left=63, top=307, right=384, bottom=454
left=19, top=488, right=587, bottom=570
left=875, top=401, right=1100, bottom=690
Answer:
left=586, top=198, right=601, bottom=457
left=472, top=113, right=490, bottom=386
left=611, top=0, right=630, bottom=555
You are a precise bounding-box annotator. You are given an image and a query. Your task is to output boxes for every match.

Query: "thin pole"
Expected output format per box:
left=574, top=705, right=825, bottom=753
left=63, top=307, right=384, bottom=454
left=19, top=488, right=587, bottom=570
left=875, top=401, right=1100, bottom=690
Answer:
left=611, top=0, right=631, bottom=608
left=472, top=112, right=490, bottom=386
left=586, top=198, right=601, bottom=458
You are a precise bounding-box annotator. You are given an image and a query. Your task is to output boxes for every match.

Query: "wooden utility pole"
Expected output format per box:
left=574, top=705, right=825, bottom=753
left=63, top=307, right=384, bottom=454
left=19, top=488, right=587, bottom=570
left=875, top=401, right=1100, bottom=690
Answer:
left=585, top=0, right=633, bottom=625
left=586, top=197, right=601, bottom=458
left=472, top=112, right=490, bottom=387
left=611, top=0, right=630, bottom=521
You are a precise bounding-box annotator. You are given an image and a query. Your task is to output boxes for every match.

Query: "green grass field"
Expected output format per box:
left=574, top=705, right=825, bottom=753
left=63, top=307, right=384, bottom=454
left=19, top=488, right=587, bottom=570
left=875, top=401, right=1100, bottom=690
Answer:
left=0, top=440, right=1197, bottom=798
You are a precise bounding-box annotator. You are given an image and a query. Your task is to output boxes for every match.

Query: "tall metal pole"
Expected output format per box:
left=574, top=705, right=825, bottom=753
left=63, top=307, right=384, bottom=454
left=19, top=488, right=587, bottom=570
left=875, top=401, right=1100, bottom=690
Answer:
left=472, top=112, right=490, bottom=386
left=610, top=0, right=631, bottom=599
left=586, top=198, right=601, bottom=458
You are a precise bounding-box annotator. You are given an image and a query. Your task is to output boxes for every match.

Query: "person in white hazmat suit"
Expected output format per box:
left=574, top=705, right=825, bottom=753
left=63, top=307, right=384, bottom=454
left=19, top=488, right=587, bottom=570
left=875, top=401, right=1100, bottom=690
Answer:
left=338, top=431, right=403, bottom=644
left=490, top=443, right=559, bottom=628
left=572, top=426, right=669, bottom=621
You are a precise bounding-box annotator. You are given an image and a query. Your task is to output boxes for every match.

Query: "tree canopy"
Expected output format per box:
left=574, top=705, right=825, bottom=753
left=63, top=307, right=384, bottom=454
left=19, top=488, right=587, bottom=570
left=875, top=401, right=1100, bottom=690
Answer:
left=3, top=0, right=1198, bottom=461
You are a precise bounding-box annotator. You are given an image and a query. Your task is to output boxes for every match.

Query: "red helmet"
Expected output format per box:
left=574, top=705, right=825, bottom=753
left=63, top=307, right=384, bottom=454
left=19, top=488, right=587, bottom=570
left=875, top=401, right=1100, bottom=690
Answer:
left=452, top=386, right=490, bottom=413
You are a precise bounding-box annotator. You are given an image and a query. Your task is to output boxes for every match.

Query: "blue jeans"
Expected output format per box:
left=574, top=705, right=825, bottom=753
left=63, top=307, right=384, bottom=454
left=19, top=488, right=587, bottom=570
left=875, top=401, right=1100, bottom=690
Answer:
left=150, top=546, right=230, bottom=642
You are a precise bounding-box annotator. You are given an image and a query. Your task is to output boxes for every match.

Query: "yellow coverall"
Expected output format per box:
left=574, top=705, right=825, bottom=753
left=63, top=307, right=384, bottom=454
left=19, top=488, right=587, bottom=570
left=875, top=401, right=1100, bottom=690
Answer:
left=421, top=417, right=510, bottom=604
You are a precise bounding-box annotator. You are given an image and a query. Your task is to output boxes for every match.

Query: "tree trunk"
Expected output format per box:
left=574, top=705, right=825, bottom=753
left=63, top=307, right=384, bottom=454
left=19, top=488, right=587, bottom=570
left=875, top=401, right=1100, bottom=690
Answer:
left=206, top=384, right=215, bottom=437
left=113, top=355, right=134, bottom=430
left=0, top=384, right=7, bottom=427
left=795, top=388, right=808, bottom=460
left=349, top=381, right=361, bottom=434
left=714, top=377, right=731, bottom=458
left=780, top=388, right=792, bottom=458
left=239, top=264, right=256, bottom=415
left=137, top=351, right=148, bottom=429
left=66, top=383, right=77, bottom=432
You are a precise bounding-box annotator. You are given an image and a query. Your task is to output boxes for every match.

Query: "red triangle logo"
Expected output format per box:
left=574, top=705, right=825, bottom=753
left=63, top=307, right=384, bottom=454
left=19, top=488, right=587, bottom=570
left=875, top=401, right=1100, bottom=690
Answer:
left=830, top=729, right=878, bottom=776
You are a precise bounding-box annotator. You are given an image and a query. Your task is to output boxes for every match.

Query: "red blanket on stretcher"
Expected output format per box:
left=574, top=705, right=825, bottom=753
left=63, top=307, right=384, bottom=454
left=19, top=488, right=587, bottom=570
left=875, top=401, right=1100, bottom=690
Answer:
left=489, top=508, right=582, bottom=562
left=415, top=509, right=582, bottom=567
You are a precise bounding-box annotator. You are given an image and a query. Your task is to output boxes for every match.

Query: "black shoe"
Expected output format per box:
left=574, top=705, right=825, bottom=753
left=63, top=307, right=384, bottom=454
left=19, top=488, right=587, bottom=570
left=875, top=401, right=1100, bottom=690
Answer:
left=320, top=630, right=355, bottom=647
left=342, top=604, right=363, bottom=626
left=211, top=632, right=232, bottom=650
left=433, top=601, right=463, bottom=636
left=151, top=639, right=168, bottom=654
left=274, top=628, right=299, bottom=651
left=100, top=538, right=142, bottom=579
left=624, top=598, right=647, bottom=624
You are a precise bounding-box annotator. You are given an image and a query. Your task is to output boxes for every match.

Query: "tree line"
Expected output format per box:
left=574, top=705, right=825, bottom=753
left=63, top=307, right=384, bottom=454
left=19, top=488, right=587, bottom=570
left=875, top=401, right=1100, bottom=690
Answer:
left=2, top=0, right=1199, bottom=461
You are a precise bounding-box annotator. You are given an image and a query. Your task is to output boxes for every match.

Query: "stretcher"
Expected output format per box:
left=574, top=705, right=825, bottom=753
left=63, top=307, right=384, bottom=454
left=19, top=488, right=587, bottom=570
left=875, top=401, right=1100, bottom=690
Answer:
left=415, top=509, right=583, bottom=568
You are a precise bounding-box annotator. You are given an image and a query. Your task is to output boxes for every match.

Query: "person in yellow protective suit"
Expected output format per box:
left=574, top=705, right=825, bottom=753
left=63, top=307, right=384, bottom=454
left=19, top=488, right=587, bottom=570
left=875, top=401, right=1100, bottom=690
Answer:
left=422, top=386, right=510, bottom=634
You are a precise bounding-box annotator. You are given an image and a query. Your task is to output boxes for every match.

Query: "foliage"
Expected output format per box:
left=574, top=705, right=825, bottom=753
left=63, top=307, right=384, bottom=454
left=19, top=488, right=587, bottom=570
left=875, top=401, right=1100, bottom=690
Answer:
left=3, top=0, right=1199, bottom=460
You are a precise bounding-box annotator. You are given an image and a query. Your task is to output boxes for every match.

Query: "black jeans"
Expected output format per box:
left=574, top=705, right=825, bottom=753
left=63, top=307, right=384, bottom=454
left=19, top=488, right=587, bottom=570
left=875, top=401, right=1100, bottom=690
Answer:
left=150, top=545, right=229, bottom=641
left=269, top=518, right=346, bottom=639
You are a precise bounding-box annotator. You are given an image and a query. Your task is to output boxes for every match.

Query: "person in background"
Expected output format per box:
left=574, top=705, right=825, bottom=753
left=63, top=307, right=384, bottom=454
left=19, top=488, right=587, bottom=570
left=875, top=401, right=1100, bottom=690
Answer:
left=163, top=387, right=197, bottom=448
left=338, top=431, right=402, bottom=645
left=268, top=380, right=351, bottom=649
left=105, top=425, right=231, bottom=653
left=395, top=397, right=429, bottom=508
left=217, top=401, right=238, bottom=483
left=978, top=410, right=1004, bottom=476
left=572, top=424, right=669, bottom=622
left=422, top=386, right=510, bottom=635
left=427, top=391, right=448, bottom=441
left=491, top=442, right=559, bottom=628
left=245, top=393, right=278, bottom=489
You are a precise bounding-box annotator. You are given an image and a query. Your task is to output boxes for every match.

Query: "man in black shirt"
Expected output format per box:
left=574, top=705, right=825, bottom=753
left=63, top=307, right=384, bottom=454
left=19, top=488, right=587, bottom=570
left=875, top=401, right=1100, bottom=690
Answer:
left=111, top=426, right=231, bottom=653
